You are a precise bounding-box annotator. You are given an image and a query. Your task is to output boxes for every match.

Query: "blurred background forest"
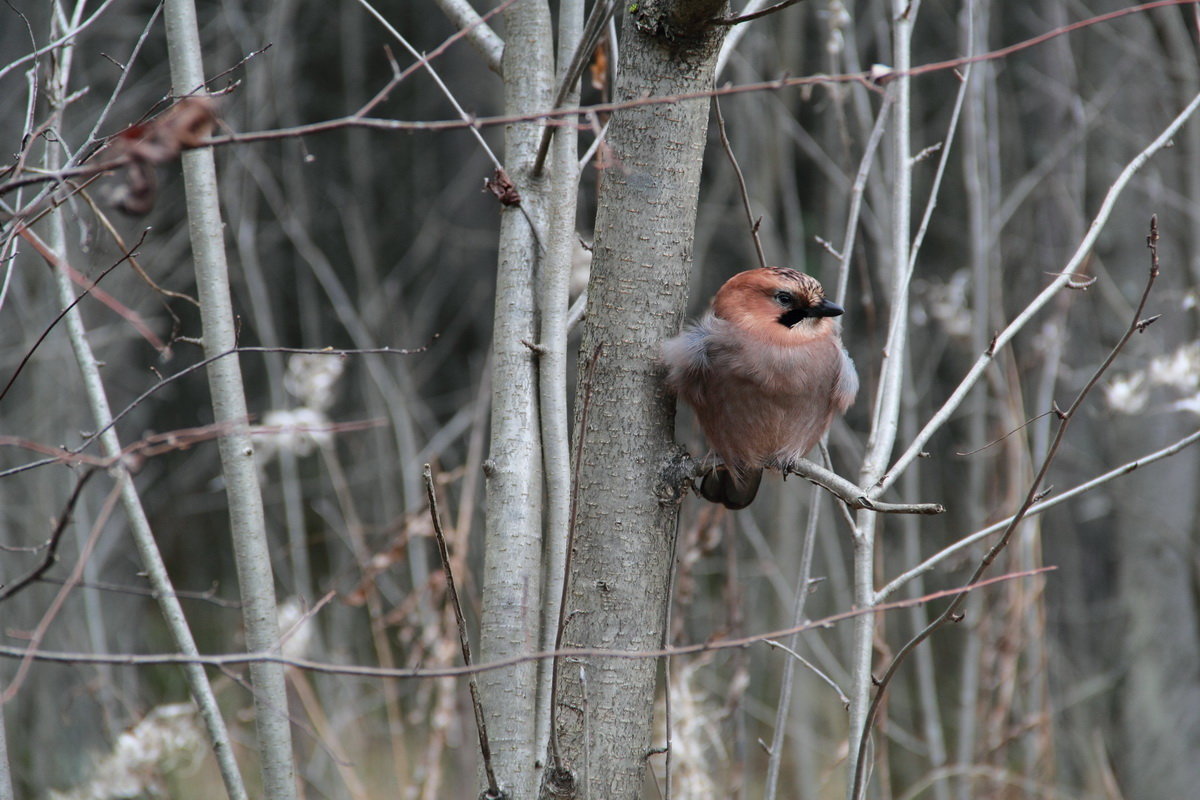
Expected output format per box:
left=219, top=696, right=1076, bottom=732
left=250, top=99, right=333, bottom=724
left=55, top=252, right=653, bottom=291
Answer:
left=3, top=1, right=1200, bottom=798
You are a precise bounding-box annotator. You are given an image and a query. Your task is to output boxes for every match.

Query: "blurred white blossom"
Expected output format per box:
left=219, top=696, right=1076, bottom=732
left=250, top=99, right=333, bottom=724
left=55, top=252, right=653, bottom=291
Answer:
left=1147, top=341, right=1200, bottom=392
left=255, top=406, right=333, bottom=466
left=657, top=661, right=728, bottom=798
left=825, top=0, right=850, bottom=56
left=1105, top=339, right=1200, bottom=415
left=284, top=353, right=344, bottom=412
left=277, top=596, right=315, bottom=661
left=254, top=353, right=345, bottom=468
left=1168, top=393, right=1200, bottom=416
left=50, top=704, right=203, bottom=800
left=1104, top=372, right=1148, bottom=415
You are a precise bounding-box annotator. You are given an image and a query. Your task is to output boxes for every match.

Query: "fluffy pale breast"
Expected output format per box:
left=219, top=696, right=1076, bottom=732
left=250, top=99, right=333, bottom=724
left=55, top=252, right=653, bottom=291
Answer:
left=665, top=316, right=855, bottom=469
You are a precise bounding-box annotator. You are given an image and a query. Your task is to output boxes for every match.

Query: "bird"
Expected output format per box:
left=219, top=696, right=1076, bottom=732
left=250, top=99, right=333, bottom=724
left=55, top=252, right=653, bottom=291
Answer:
left=662, top=267, right=858, bottom=509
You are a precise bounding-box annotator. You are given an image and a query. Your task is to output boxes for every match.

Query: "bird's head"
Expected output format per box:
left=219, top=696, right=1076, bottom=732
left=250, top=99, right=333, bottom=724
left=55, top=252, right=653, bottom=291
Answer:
left=712, top=267, right=843, bottom=343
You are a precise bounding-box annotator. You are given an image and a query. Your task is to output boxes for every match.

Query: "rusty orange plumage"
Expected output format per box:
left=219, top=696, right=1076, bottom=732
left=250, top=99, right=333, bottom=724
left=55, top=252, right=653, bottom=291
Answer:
left=663, top=267, right=858, bottom=509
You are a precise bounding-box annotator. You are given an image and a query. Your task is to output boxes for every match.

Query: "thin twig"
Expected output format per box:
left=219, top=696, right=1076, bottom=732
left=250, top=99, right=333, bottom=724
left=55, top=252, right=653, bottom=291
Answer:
left=0, top=567, right=1054, bottom=680
left=531, top=0, right=617, bottom=176
left=0, top=228, right=150, bottom=403
left=712, top=0, right=810, bottom=26
left=76, top=2, right=163, bottom=156
left=75, top=190, right=199, bottom=306
left=2, top=476, right=123, bottom=703
left=763, top=485, right=827, bottom=800
left=833, top=93, right=893, bottom=306
left=0, top=419, right=383, bottom=473
left=0, top=468, right=98, bottom=602
left=879, top=423, right=1200, bottom=600
left=35, top=575, right=241, bottom=608
left=850, top=216, right=1163, bottom=799
left=2, top=1, right=1195, bottom=201
left=955, top=411, right=1054, bottom=457
left=350, top=0, right=504, bottom=172
left=713, top=97, right=767, bottom=270
left=0, top=339, right=436, bottom=480
left=423, top=464, right=500, bottom=797
left=0, top=0, right=122, bottom=83
left=873, top=84, right=1200, bottom=498
left=765, top=639, right=849, bottom=707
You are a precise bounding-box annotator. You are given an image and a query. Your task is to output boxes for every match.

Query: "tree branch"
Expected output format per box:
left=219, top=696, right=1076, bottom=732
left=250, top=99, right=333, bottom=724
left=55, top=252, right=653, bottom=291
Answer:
left=433, top=0, right=505, bottom=74
left=712, top=0, right=809, bottom=26
left=872, top=85, right=1200, bottom=499
left=0, top=469, right=97, bottom=602
left=424, top=464, right=500, bottom=798
left=0, top=567, right=1052, bottom=679
left=850, top=216, right=1164, bottom=800
left=782, top=458, right=944, bottom=515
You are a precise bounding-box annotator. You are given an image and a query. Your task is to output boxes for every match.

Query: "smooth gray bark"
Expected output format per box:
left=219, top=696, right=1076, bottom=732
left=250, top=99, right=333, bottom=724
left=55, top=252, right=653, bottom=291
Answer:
left=0, top=705, right=9, bottom=800
left=35, top=11, right=247, bottom=798
left=535, top=0, right=584, bottom=767
left=479, top=1, right=553, bottom=796
left=162, top=1, right=298, bottom=796
left=547, top=3, right=726, bottom=797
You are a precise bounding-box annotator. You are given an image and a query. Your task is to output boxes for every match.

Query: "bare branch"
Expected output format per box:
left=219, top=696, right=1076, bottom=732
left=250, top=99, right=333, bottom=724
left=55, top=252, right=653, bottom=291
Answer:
left=0, top=228, right=150, bottom=404
left=851, top=217, right=1164, bottom=799
left=432, top=0, right=505, bottom=74
left=782, top=458, right=944, bottom=515
left=0, top=469, right=98, bottom=602
left=0, top=340, right=435, bottom=481
left=713, top=97, right=767, bottom=270
left=873, top=86, right=1200, bottom=499
left=0, top=567, right=1053, bottom=680
left=0, top=0, right=122, bottom=83
left=423, top=464, right=500, bottom=797
left=712, top=0, right=810, bottom=26
left=879, top=424, right=1200, bottom=600
left=531, top=0, right=617, bottom=176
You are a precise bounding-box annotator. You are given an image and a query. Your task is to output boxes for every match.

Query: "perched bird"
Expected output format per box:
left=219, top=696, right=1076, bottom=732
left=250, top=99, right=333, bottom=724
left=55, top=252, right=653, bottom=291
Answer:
left=663, top=267, right=858, bottom=509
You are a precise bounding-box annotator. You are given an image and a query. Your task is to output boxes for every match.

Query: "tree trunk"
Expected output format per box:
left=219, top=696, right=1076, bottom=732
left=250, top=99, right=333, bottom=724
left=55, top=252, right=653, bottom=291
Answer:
left=162, top=0, right=298, bottom=796
left=479, top=2, right=553, bottom=797
left=546, top=3, right=727, bottom=797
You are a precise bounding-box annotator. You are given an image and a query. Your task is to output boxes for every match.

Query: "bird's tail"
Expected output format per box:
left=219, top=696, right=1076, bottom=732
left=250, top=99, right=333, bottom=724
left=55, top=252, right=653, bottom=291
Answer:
left=699, top=465, right=763, bottom=510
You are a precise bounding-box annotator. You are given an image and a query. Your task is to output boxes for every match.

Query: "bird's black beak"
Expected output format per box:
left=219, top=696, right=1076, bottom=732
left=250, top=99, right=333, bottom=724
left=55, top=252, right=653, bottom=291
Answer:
left=812, top=298, right=844, bottom=318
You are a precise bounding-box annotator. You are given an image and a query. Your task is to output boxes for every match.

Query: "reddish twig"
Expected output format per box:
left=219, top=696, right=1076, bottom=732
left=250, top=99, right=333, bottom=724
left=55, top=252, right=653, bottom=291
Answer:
left=0, top=1, right=1191, bottom=201
left=0, top=228, right=151, bottom=404
left=0, top=566, right=1055, bottom=680
left=0, top=418, right=383, bottom=473
left=164, top=2, right=1198, bottom=146
left=712, top=0, right=810, bottom=26
left=0, top=339, right=436, bottom=480
left=0, top=468, right=99, bottom=602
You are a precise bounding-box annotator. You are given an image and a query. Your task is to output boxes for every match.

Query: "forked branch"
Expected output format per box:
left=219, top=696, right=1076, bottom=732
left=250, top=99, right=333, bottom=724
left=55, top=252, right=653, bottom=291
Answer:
left=849, top=216, right=1164, bottom=800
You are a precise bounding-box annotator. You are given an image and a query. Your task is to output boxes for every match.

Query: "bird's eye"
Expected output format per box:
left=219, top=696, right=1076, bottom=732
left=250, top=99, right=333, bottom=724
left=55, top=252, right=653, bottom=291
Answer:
left=774, top=291, right=794, bottom=306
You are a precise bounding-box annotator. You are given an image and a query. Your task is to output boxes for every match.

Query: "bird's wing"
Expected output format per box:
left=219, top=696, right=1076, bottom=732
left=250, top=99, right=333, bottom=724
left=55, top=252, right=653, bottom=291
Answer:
left=835, top=347, right=860, bottom=411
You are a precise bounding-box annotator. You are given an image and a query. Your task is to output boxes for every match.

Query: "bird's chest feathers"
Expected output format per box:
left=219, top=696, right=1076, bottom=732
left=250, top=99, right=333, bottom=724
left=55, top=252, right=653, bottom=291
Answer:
left=717, top=327, right=841, bottom=398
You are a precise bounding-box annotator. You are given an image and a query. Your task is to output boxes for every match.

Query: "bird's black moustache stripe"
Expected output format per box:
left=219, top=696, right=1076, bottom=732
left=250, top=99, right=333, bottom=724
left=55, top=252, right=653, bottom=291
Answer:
left=778, top=298, right=844, bottom=327
left=778, top=307, right=810, bottom=327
